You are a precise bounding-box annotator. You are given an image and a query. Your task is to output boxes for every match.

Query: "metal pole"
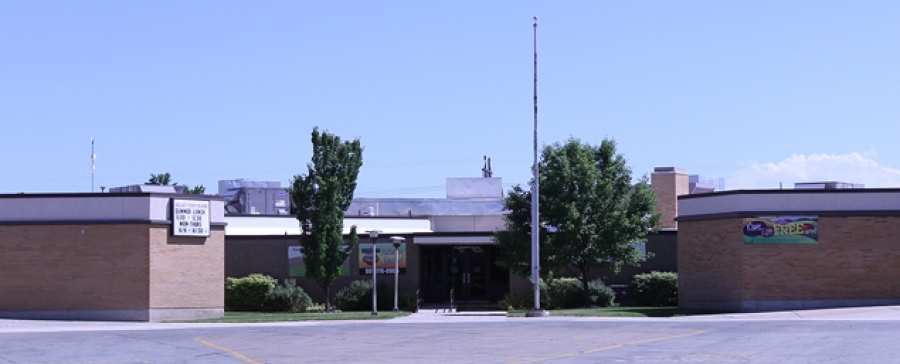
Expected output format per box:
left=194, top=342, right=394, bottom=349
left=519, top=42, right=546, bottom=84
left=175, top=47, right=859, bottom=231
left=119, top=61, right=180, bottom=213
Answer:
left=371, top=235, right=378, bottom=316
left=393, top=242, right=400, bottom=312
left=91, top=137, right=96, bottom=193
left=531, top=16, right=541, bottom=312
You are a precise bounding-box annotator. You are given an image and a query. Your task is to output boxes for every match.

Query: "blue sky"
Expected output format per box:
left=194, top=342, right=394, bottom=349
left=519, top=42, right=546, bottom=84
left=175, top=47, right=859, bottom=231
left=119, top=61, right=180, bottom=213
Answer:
left=3, top=1, right=900, bottom=196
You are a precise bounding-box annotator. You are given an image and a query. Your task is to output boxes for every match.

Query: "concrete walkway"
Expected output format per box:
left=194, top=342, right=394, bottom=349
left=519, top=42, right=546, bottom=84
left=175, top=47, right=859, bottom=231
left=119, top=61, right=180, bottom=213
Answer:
left=388, top=310, right=507, bottom=323
left=672, top=304, right=900, bottom=321
left=4, top=305, right=900, bottom=334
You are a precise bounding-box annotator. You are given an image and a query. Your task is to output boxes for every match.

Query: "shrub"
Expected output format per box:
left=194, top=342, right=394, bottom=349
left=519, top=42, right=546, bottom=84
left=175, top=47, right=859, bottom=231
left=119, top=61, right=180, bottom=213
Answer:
left=264, top=279, right=313, bottom=313
left=225, top=274, right=277, bottom=311
left=587, top=279, right=617, bottom=307
left=631, top=271, right=678, bottom=306
left=542, top=278, right=584, bottom=309
left=499, top=278, right=616, bottom=310
left=498, top=293, right=533, bottom=311
left=333, top=280, right=392, bottom=311
left=398, top=291, right=420, bottom=312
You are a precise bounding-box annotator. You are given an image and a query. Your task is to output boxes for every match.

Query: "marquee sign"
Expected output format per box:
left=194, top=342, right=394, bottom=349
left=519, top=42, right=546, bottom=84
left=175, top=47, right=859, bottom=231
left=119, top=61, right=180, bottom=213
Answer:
left=172, top=199, right=210, bottom=237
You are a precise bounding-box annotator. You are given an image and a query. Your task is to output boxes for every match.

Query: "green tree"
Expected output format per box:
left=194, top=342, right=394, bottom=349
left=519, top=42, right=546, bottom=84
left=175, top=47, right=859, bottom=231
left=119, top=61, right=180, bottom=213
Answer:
left=291, top=127, right=364, bottom=311
left=147, top=173, right=205, bottom=194
left=147, top=173, right=174, bottom=185
left=183, top=185, right=206, bottom=194
left=495, top=138, right=660, bottom=306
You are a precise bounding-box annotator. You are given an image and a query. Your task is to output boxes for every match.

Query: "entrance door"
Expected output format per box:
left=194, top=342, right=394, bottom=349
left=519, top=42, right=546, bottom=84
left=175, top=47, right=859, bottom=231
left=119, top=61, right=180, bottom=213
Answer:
left=450, top=247, right=489, bottom=302
left=419, top=244, right=509, bottom=305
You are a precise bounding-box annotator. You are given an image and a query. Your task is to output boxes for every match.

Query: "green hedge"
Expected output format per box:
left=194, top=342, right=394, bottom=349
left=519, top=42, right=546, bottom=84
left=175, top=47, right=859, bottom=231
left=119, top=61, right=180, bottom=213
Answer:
left=264, top=279, right=314, bottom=313
left=498, top=278, right=617, bottom=310
left=630, top=271, right=678, bottom=306
left=225, top=274, right=314, bottom=312
left=225, top=273, right=277, bottom=311
left=333, top=280, right=394, bottom=311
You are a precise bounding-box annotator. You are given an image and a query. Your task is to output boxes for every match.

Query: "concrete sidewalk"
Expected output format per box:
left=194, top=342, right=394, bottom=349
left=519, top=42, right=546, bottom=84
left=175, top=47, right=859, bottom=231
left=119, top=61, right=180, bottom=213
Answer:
left=387, top=310, right=507, bottom=323
left=672, top=304, right=900, bottom=321
left=4, top=305, right=900, bottom=334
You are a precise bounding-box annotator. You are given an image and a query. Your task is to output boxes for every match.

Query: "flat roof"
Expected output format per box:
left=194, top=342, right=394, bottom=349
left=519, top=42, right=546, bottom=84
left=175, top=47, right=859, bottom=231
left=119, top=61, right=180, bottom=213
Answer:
left=0, top=193, right=225, bottom=224
left=677, top=189, right=900, bottom=221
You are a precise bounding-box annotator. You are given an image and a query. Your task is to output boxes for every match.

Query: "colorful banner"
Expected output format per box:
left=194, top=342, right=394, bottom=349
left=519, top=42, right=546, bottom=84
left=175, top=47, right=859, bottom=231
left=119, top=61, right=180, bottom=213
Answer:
left=358, top=243, right=406, bottom=275
left=743, top=216, right=818, bottom=245
left=288, top=246, right=350, bottom=277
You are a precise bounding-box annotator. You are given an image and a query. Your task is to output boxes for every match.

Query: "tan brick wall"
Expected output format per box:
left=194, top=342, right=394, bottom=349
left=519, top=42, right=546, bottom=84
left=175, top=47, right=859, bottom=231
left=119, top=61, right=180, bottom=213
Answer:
left=0, top=224, right=150, bottom=310
left=651, top=172, right=689, bottom=229
left=680, top=216, right=900, bottom=305
left=742, top=216, right=900, bottom=301
left=149, top=227, right=224, bottom=309
left=678, top=219, right=744, bottom=304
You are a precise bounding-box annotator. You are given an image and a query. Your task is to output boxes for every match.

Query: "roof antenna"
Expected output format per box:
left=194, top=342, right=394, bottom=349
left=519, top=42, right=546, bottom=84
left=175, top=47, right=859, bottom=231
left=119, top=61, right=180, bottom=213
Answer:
left=91, top=137, right=97, bottom=193
left=482, top=156, right=493, bottom=177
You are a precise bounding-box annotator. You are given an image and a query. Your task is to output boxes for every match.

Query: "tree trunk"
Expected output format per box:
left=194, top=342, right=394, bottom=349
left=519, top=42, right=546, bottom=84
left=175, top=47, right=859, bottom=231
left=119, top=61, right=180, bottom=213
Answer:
left=325, top=285, right=331, bottom=312
left=581, top=265, right=591, bottom=307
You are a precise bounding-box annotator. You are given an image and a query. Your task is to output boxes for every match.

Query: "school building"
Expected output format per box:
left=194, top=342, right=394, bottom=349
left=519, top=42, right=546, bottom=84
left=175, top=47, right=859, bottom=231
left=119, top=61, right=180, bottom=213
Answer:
left=0, top=188, right=226, bottom=321
left=677, top=185, right=900, bottom=312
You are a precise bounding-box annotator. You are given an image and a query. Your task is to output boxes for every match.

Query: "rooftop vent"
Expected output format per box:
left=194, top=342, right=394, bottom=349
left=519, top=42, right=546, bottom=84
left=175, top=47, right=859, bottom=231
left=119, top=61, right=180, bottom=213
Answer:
left=109, top=184, right=183, bottom=193
left=794, top=182, right=865, bottom=189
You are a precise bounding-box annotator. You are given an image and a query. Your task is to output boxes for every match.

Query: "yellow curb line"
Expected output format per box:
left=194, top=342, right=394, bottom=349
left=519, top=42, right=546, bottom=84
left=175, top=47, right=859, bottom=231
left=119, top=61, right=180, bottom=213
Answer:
left=508, top=329, right=706, bottom=364
left=195, top=337, right=263, bottom=364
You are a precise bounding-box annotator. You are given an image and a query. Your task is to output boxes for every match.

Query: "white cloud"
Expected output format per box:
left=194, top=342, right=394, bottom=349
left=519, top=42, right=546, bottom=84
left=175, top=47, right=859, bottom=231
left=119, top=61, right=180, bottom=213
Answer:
left=728, top=151, right=900, bottom=189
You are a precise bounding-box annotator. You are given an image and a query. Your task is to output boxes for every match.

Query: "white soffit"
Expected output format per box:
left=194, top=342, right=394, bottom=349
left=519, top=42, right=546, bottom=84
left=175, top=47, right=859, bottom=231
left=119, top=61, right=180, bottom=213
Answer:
left=414, top=236, right=496, bottom=245
left=224, top=216, right=432, bottom=236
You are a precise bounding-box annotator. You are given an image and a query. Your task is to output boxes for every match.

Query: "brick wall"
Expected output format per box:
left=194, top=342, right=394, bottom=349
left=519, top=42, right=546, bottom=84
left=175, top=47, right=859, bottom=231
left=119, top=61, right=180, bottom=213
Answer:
left=226, top=235, right=420, bottom=304
left=678, top=219, right=744, bottom=306
left=149, top=227, right=224, bottom=309
left=651, top=171, right=689, bottom=229
left=0, top=224, right=150, bottom=311
left=680, top=216, right=900, bottom=310
left=742, top=216, right=900, bottom=301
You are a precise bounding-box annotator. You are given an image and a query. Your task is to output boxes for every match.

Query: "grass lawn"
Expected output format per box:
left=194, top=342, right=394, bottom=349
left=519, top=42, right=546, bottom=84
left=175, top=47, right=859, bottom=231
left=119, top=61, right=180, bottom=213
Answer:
left=506, top=306, right=723, bottom=318
left=167, top=311, right=412, bottom=323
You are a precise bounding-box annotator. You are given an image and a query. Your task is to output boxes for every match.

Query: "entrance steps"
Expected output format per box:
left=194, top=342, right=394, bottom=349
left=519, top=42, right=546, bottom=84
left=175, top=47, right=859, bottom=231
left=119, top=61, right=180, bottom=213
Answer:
left=418, top=303, right=456, bottom=314
left=418, top=302, right=500, bottom=313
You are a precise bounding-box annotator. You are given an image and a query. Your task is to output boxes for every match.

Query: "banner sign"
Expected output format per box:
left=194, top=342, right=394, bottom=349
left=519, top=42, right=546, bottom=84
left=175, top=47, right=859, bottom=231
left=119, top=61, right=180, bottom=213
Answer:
left=743, top=216, right=818, bottom=245
left=358, top=243, right=406, bottom=275
left=172, top=199, right=210, bottom=237
left=288, top=246, right=350, bottom=277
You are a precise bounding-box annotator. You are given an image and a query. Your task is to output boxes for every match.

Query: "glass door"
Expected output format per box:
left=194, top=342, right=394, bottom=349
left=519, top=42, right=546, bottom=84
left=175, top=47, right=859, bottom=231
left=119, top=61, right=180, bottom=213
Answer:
left=449, top=247, right=489, bottom=302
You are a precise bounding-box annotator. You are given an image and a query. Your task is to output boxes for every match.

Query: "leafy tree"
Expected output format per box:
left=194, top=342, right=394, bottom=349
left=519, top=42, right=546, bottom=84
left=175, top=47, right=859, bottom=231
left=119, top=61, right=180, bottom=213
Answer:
left=183, top=185, right=206, bottom=194
left=147, top=173, right=174, bottom=185
left=495, top=138, right=660, bottom=306
left=291, top=127, right=364, bottom=311
left=147, top=173, right=205, bottom=194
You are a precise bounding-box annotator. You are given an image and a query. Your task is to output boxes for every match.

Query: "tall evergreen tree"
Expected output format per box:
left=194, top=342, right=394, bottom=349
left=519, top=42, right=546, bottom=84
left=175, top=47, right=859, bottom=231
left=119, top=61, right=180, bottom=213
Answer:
left=495, top=138, right=660, bottom=306
left=291, top=127, right=363, bottom=311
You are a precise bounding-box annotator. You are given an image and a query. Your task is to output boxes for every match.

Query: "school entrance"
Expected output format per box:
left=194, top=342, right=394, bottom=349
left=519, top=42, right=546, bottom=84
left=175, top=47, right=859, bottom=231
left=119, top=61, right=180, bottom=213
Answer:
left=419, top=245, right=509, bottom=310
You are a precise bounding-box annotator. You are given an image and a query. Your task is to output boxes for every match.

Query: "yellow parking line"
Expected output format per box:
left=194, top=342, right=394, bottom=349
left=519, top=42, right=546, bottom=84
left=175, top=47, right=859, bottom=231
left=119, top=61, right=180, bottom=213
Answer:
left=508, top=329, right=705, bottom=364
left=194, top=337, right=263, bottom=364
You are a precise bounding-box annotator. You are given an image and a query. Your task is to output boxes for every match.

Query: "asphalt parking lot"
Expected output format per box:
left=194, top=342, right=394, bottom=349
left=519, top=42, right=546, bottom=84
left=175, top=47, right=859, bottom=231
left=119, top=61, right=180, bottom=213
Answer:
left=3, top=306, right=900, bottom=363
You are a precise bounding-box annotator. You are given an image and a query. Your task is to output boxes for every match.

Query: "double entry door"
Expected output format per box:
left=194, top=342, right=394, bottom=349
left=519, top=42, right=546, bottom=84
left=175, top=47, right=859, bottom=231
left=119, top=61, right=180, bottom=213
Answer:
left=449, top=246, right=488, bottom=302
